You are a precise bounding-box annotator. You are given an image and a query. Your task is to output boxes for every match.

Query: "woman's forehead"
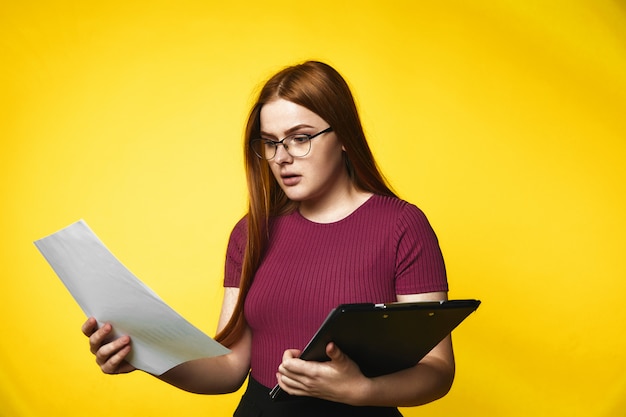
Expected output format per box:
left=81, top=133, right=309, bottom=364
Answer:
left=260, top=99, right=326, bottom=134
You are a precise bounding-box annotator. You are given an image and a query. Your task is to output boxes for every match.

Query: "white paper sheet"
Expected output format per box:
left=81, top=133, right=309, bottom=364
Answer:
left=34, top=220, right=230, bottom=375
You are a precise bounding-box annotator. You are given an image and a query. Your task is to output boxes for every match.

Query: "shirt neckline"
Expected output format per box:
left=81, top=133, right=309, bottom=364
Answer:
left=293, top=194, right=379, bottom=226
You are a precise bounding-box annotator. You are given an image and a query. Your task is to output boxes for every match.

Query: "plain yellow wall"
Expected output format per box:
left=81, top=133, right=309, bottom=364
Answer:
left=2, top=1, right=625, bottom=416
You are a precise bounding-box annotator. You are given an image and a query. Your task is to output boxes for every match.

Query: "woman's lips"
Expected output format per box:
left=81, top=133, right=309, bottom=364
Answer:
left=281, top=174, right=301, bottom=186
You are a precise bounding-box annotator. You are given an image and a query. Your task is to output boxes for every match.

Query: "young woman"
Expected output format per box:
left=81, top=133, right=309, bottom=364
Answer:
left=83, top=61, right=454, bottom=416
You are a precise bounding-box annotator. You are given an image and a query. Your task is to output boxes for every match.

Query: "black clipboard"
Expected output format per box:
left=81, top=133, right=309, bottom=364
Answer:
left=270, top=299, right=481, bottom=400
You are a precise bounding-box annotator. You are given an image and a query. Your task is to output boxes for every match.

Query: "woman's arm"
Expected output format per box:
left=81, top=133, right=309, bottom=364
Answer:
left=276, top=291, right=455, bottom=407
left=157, top=287, right=251, bottom=393
left=82, top=287, right=251, bottom=394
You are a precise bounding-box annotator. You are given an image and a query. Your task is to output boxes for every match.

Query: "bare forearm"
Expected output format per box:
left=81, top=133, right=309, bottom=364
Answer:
left=277, top=336, right=455, bottom=407
left=349, top=335, right=455, bottom=407
left=356, top=356, right=455, bottom=407
left=156, top=326, right=251, bottom=394
left=156, top=354, right=248, bottom=394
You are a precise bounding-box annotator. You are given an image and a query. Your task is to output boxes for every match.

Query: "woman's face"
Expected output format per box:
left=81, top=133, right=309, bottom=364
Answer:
left=259, top=98, right=349, bottom=208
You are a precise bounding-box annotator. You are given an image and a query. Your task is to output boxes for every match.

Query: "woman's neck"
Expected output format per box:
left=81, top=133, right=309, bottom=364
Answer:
left=298, top=186, right=373, bottom=224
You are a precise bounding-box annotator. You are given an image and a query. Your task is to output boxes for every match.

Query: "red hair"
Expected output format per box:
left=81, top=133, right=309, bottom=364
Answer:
left=215, top=61, right=396, bottom=346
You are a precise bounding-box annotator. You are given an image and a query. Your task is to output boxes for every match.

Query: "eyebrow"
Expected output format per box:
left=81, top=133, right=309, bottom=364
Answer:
left=260, top=124, right=317, bottom=139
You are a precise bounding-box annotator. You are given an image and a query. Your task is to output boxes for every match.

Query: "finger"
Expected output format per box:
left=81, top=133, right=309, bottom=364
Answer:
left=99, top=343, right=132, bottom=374
left=282, top=349, right=301, bottom=361
left=115, top=359, right=136, bottom=374
left=95, top=334, right=130, bottom=364
left=277, top=354, right=316, bottom=392
left=88, top=323, right=112, bottom=354
left=81, top=317, right=98, bottom=337
left=279, top=354, right=307, bottom=377
left=278, top=349, right=302, bottom=376
left=276, top=371, right=310, bottom=396
left=326, top=342, right=343, bottom=360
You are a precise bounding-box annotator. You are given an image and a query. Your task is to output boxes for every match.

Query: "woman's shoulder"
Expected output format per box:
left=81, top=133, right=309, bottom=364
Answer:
left=232, top=214, right=248, bottom=230
left=227, top=215, right=248, bottom=245
left=368, top=194, right=423, bottom=215
left=366, top=194, right=433, bottom=229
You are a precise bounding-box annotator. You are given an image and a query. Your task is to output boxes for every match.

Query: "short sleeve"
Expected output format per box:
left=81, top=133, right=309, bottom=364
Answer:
left=223, top=216, right=248, bottom=288
left=394, top=204, right=448, bottom=294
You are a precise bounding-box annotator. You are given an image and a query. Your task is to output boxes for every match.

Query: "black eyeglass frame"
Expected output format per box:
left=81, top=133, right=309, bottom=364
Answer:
left=250, top=126, right=333, bottom=160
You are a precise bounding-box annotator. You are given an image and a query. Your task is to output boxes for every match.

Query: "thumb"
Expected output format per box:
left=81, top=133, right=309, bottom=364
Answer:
left=326, top=342, right=344, bottom=361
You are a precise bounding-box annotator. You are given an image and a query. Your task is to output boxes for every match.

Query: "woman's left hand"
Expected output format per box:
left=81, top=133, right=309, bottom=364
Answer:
left=276, top=342, right=370, bottom=405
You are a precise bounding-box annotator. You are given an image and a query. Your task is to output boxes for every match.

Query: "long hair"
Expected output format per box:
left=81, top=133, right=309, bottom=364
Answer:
left=215, top=61, right=396, bottom=346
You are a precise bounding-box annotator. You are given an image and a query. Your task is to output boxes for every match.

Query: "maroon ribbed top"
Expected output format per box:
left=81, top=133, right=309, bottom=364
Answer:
left=224, top=194, right=448, bottom=388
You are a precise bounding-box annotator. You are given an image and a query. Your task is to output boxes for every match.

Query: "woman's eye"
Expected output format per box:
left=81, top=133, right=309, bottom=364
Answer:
left=291, top=135, right=309, bottom=144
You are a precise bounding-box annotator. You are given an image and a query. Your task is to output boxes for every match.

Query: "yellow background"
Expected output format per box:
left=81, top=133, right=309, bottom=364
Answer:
left=2, top=1, right=625, bottom=416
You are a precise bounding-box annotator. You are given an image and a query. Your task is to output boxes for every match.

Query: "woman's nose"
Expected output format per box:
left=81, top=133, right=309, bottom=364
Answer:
left=273, top=144, right=293, bottom=164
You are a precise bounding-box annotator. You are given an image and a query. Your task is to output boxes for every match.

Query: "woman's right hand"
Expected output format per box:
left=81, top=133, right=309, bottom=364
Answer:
left=81, top=317, right=136, bottom=374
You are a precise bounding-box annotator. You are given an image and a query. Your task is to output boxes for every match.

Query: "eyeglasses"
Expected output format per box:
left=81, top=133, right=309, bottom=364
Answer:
left=250, top=127, right=333, bottom=160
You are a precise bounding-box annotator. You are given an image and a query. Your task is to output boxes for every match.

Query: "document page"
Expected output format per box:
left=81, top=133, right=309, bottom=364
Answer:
left=34, top=220, right=230, bottom=375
